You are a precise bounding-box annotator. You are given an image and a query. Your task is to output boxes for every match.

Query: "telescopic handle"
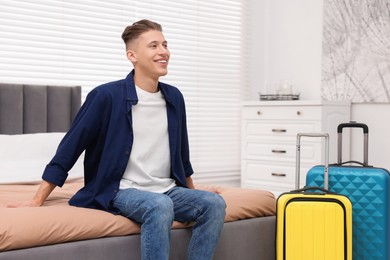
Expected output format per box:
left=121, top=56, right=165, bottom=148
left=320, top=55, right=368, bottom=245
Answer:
left=296, top=133, right=329, bottom=190
left=337, top=122, right=369, bottom=166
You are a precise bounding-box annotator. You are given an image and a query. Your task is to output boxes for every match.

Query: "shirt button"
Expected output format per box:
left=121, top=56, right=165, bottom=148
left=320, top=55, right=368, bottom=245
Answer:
left=125, top=150, right=130, bottom=155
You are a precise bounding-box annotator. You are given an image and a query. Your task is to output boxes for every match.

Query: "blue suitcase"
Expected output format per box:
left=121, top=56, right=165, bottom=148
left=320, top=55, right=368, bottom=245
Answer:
left=306, top=123, right=390, bottom=259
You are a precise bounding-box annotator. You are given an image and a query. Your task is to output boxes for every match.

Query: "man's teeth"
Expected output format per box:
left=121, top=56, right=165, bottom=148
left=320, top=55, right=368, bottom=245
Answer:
left=157, top=60, right=167, bottom=63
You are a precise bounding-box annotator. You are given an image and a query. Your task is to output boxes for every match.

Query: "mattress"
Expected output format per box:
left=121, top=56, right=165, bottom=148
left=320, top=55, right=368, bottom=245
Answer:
left=0, top=179, right=276, bottom=252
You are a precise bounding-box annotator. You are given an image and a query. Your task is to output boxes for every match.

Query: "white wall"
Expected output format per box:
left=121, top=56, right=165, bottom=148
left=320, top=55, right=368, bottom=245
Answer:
left=350, top=104, right=390, bottom=169
left=248, top=0, right=390, bottom=170
left=249, top=0, right=323, bottom=100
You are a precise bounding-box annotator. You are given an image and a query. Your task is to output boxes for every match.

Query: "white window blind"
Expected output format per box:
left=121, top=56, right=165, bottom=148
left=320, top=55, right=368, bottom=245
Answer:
left=0, top=0, right=249, bottom=185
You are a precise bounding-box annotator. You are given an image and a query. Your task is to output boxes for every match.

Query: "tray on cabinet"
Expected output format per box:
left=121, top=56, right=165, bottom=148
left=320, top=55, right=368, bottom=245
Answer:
left=259, top=94, right=300, bottom=101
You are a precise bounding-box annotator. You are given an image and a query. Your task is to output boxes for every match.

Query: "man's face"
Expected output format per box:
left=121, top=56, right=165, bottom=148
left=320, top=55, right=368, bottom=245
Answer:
left=127, top=30, right=170, bottom=79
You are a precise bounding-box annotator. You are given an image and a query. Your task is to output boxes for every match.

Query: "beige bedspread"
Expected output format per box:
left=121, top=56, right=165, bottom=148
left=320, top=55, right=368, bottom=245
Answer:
left=0, top=180, right=275, bottom=251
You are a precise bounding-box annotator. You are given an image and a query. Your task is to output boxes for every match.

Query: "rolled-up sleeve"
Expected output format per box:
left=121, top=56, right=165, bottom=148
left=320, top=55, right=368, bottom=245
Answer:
left=42, top=89, right=105, bottom=187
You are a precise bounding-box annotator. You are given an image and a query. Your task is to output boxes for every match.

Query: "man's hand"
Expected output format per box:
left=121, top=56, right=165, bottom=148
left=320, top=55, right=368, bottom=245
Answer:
left=4, top=180, right=56, bottom=208
left=186, top=176, right=195, bottom=189
left=6, top=200, right=42, bottom=208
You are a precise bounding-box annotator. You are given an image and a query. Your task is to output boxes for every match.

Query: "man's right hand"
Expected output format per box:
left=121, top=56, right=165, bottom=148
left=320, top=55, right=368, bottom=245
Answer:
left=5, top=200, right=43, bottom=208
left=4, top=180, right=56, bottom=208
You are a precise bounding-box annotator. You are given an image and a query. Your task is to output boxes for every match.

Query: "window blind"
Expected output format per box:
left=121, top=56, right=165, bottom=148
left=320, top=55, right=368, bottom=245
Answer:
left=0, top=0, right=249, bottom=185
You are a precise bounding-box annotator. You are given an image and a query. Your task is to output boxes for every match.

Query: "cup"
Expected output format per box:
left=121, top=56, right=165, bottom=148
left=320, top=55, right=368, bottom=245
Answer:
left=277, top=80, right=292, bottom=95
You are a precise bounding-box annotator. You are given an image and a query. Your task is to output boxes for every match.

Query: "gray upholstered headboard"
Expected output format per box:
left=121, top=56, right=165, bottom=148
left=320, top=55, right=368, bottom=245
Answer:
left=0, top=83, right=81, bottom=134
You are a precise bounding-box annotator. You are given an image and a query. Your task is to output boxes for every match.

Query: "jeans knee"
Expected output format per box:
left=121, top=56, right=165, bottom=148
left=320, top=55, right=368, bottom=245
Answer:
left=205, top=193, right=226, bottom=219
left=144, top=195, right=174, bottom=223
left=215, top=194, right=227, bottom=217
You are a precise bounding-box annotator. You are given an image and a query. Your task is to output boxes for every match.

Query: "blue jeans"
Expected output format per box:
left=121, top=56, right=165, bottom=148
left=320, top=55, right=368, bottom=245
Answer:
left=112, top=186, right=226, bottom=260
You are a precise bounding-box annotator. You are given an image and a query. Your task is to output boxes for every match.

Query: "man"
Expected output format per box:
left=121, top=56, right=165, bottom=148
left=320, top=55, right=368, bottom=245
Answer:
left=8, top=19, right=226, bottom=260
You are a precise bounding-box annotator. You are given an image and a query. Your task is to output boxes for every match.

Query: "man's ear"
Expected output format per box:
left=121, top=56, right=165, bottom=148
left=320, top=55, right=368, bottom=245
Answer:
left=126, top=49, right=137, bottom=63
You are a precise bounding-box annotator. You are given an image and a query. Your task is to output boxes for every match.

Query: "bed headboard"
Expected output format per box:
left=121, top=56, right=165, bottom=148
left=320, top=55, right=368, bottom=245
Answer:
left=0, top=83, right=81, bottom=134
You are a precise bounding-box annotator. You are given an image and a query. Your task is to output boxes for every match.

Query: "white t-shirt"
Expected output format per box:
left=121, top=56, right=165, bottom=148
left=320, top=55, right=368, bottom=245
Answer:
left=119, top=85, right=176, bottom=193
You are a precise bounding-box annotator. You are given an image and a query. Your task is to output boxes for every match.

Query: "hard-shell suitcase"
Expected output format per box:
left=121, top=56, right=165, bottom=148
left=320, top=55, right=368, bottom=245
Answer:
left=306, top=123, right=390, bottom=259
left=276, top=133, right=352, bottom=260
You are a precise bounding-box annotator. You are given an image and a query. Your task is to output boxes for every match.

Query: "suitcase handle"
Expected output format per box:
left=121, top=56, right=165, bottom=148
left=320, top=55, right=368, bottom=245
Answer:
left=332, top=160, right=372, bottom=167
left=337, top=122, right=368, bottom=134
left=292, top=186, right=336, bottom=195
left=337, top=122, right=369, bottom=166
left=296, top=133, right=329, bottom=190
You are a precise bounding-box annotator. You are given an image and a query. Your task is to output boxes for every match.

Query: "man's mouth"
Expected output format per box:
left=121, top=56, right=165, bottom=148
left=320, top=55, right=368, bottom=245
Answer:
left=155, top=59, right=168, bottom=64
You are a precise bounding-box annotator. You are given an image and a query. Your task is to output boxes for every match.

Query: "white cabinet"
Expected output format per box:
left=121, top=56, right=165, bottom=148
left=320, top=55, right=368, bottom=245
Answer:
left=241, top=100, right=351, bottom=197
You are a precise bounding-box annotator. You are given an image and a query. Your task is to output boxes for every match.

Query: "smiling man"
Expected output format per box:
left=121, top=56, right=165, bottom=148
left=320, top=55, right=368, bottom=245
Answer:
left=7, top=20, right=226, bottom=260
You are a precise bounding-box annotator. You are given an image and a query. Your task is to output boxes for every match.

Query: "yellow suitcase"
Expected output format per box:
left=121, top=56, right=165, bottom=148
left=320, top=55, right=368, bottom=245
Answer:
left=276, top=133, right=352, bottom=260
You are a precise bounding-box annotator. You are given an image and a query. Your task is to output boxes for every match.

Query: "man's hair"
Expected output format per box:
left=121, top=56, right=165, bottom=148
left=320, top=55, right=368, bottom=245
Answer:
left=121, top=19, right=163, bottom=48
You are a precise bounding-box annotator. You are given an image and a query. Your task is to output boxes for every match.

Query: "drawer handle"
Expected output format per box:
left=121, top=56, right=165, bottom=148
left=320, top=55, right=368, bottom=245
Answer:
left=272, top=129, right=286, bottom=133
left=297, top=111, right=301, bottom=115
left=271, top=173, right=286, bottom=177
left=257, top=111, right=261, bottom=115
left=272, top=149, right=286, bottom=154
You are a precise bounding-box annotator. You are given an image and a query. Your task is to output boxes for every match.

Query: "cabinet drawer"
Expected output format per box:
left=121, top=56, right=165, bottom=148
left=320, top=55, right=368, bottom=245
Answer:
left=243, top=121, right=320, bottom=139
left=242, top=161, right=311, bottom=185
left=242, top=106, right=321, bottom=120
left=243, top=141, right=321, bottom=164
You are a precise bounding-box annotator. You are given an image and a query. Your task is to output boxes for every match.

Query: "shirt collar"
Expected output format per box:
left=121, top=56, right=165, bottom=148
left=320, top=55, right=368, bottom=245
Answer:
left=125, top=70, right=138, bottom=105
left=125, top=70, right=173, bottom=106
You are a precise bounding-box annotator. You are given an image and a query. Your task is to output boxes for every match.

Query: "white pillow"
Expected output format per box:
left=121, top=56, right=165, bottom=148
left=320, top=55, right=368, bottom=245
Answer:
left=0, top=133, right=84, bottom=184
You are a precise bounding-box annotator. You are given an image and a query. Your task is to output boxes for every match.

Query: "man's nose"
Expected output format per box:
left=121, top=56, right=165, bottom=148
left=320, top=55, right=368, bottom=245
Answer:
left=158, top=45, right=169, bottom=54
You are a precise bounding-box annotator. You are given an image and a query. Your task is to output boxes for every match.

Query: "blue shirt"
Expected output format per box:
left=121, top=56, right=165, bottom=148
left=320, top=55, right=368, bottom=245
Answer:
left=42, top=70, right=194, bottom=213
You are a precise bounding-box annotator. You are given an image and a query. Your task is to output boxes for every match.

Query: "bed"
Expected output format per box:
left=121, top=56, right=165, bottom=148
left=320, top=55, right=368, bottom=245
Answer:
left=0, top=83, right=276, bottom=260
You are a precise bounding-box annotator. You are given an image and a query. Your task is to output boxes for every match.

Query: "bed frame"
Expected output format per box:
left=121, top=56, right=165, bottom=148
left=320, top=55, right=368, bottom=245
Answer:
left=0, top=83, right=276, bottom=260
